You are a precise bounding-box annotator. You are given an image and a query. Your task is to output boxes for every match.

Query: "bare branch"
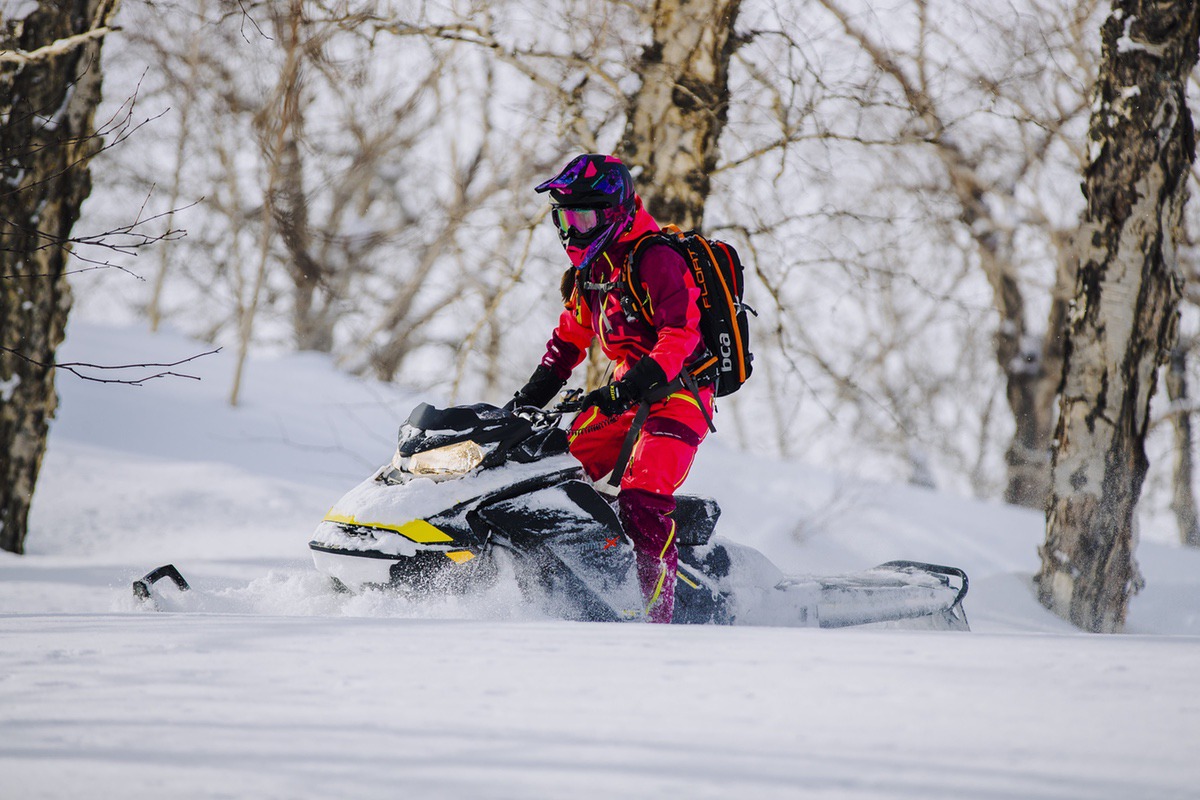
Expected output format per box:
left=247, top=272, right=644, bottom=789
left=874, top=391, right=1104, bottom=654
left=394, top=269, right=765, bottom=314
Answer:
left=0, top=345, right=221, bottom=386
left=379, top=19, right=624, bottom=99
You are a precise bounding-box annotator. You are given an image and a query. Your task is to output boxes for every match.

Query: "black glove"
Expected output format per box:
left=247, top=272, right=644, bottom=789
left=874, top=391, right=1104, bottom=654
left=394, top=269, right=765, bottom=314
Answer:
left=504, top=364, right=567, bottom=411
left=583, top=358, right=668, bottom=416
left=583, top=381, right=635, bottom=416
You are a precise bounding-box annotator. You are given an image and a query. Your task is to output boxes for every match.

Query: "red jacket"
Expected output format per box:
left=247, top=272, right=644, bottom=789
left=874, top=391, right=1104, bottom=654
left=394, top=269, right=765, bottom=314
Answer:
left=540, top=206, right=706, bottom=384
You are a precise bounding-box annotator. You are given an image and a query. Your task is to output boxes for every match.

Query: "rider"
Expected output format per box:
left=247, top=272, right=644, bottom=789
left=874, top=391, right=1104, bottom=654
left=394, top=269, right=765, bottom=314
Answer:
left=506, top=153, right=714, bottom=623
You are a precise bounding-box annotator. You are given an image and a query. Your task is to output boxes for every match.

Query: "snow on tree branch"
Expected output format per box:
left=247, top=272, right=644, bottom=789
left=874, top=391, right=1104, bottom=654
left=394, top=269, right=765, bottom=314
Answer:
left=0, top=26, right=119, bottom=65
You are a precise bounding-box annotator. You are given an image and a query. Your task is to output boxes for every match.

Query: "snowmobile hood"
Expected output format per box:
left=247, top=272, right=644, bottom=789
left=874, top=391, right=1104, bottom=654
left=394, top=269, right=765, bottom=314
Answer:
left=313, top=454, right=583, bottom=544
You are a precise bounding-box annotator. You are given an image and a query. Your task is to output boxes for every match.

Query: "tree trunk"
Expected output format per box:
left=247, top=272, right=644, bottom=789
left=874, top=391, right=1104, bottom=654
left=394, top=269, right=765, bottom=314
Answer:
left=1166, top=345, right=1200, bottom=547
left=619, top=0, right=742, bottom=230
left=0, top=0, right=121, bottom=554
left=267, top=2, right=334, bottom=354
left=147, top=0, right=204, bottom=334
left=1035, top=0, right=1200, bottom=632
left=230, top=0, right=305, bottom=406
left=1003, top=239, right=1073, bottom=509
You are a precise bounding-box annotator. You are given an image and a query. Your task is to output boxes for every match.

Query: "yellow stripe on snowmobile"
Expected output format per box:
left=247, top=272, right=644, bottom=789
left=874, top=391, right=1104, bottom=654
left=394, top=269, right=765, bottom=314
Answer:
left=445, top=550, right=475, bottom=564
left=323, top=512, right=454, bottom=543
left=676, top=569, right=700, bottom=590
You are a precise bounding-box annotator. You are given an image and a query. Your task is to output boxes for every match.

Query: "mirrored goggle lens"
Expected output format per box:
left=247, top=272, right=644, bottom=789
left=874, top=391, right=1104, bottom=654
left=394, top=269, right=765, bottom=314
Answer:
left=552, top=207, right=604, bottom=236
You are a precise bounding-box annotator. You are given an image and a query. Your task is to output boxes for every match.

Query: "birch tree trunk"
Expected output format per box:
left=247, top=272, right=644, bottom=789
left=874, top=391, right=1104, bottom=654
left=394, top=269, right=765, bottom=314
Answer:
left=0, top=0, right=121, bottom=554
left=1166, top=345, right=1200, bottom=547
left=619, top=0, right=742, bottom=230
left=1035, top=0, right=1200, bottom=632
left=1002, top=244, right=1072, bottom=509
left=568, top=0, right=743, bottom=393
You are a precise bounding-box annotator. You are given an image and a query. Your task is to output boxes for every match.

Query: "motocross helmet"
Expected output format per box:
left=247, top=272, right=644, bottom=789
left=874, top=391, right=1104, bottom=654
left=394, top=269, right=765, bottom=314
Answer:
left=535, top=154, right=636, bottom=272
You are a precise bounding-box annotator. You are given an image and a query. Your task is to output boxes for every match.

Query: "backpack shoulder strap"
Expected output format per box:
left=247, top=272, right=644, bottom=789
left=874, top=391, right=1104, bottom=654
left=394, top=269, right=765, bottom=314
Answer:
left=622, top=228, right=686, bottom=324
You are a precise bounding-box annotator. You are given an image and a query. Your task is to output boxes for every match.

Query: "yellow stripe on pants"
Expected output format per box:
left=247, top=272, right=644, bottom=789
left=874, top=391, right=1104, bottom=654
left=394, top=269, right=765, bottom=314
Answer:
left=645, top=521, right=676, bottom=613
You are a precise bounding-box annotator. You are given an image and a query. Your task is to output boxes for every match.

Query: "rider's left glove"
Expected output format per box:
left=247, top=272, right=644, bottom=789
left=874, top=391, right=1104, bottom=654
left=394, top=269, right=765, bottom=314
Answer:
left=582, top=357, right=668, bottom=417
left=504, top=364, right=567, bottom=411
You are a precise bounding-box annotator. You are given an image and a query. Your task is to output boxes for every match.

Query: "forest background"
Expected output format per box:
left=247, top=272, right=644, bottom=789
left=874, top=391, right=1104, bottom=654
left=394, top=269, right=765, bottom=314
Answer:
left=76, top=1, right=1200, bottom=522
left=6, top=0, right=1200, bottom=630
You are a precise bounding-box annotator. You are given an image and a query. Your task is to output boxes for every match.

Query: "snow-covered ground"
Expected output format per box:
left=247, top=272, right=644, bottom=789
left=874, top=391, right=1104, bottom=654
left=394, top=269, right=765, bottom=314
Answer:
left=3, top=322, right=1199, bottom=799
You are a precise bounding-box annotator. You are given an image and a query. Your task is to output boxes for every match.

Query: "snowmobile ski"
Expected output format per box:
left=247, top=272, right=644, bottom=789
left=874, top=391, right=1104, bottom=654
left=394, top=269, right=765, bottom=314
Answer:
left=132, top=564, right=190, bottom=604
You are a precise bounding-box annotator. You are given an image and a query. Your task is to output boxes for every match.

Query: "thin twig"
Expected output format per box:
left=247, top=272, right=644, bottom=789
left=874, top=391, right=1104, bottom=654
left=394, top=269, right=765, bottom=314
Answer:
left=0, top=346, right=221, bottom=386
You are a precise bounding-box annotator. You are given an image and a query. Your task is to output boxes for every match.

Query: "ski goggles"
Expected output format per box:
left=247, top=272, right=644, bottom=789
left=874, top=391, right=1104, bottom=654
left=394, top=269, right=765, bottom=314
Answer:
left=551, top=205, right=617, bottom=238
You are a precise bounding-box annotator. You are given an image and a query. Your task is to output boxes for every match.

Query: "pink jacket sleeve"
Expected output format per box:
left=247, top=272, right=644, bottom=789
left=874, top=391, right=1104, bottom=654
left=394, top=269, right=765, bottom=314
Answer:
left=539, top=301, right=593, bottom=381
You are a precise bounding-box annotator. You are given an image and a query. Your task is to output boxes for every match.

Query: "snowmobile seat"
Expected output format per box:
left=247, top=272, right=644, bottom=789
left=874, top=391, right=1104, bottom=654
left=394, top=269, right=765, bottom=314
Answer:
left=674, top=495, right=721, bottom=546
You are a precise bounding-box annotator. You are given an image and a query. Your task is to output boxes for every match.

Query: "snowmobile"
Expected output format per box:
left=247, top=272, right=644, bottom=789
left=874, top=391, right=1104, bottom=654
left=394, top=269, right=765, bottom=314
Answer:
left=293, top=399, right=971, bottom=630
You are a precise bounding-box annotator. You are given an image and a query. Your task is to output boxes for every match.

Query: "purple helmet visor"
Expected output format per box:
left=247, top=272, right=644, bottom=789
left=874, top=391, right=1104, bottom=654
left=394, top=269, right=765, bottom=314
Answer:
left=534, top=154, right=632, bottom=202
left=535, top=157, right=589, bottom=195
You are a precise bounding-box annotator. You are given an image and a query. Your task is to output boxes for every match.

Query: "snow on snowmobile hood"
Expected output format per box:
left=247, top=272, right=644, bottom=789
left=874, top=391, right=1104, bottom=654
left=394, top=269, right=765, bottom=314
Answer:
left=311, top=454, right=583, bottom=549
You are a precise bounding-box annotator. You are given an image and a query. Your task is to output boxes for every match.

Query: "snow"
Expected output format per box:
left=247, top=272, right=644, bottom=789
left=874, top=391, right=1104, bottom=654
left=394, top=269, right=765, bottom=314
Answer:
left=0, top=0, right=40, bottom=21
left=0, top=371, right=19, bottom=401
left=1116, top=18, right=1168, bottom=59
left=322, top=454, right=581, bottom=530
left=3, top=321, right=1200, bottom=799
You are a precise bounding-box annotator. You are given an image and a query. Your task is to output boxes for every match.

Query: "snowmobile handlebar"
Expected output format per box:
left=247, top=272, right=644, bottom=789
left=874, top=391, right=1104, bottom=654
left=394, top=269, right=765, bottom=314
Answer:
left=551, top=388, right=588, bottom=414
left=550, top=400, right=587, bottom=416
left=506, top=394, right=587, bottom=429
left=510, top=390, right=588, bottom=421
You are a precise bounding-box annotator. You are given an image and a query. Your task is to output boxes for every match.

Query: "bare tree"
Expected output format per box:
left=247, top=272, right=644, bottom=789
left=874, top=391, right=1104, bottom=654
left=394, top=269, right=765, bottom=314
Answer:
left=1035, top=0, right=1200, bottom=632
left=141, top=0, right=206, bottom=333
left=374, top=1, right=641, bottom=393
left=1165, top=341, right=1200, bottom=547
left=619, top=0, right=743, bottom=230
left=87, top=0, right=751, bottom=403
left=807, top=0, right=1102, bottom=507
left=1163, top=191, right=1200, bottom=548
left=84, top=0, right=1194, bottom=527
left=1, top=0, right=122, bottom=553
left=1155, top=156, right=1200, bottom=547
left=228, top=0, right=307, bottom=407
left=94, top=1, right=577, bottom=403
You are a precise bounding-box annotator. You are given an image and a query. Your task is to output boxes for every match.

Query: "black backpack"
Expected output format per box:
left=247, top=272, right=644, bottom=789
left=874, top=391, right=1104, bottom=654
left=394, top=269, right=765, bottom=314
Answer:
left=622, top=225, right=754, bottom=397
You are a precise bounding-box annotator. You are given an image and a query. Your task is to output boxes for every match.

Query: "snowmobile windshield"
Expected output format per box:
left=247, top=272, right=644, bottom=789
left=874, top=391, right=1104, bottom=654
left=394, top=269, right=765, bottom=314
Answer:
left=382, top=403, right=540, bottom=484
left=396, top=403, right=532, bottom=456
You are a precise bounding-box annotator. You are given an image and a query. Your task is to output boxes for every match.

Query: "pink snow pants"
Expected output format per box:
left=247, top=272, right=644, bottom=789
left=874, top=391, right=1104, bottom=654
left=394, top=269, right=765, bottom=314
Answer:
left=568, top=386, right=714, bottom=623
